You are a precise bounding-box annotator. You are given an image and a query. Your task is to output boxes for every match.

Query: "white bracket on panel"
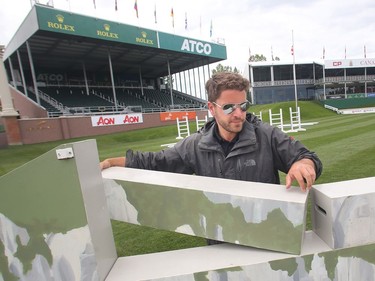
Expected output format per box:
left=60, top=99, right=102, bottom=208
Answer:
left=56, top=147, right=74, bottom=160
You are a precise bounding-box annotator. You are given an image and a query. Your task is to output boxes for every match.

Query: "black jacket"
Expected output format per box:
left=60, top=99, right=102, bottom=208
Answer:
left=126, top=113, right=322, bottom=184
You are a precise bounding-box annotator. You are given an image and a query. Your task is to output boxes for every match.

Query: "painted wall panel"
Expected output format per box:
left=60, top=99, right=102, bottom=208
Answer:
left=0, top=139, right=116, bottom=281
left=102, top=167, right=308, bottom=254
left=106, top=231, right=375, bottom=281
left=312, top=177, right=375, bottom=249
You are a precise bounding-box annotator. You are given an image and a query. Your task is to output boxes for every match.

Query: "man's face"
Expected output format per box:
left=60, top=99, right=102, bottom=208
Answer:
left=208, top=89, right=248, bottom=142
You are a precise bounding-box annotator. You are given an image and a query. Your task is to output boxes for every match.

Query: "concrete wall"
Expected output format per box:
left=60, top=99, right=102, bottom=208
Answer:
left=10, top=86, right=48, bottom=119
left=17, top=111, right=208, bottom=144
left=6, top=85, right=209, bottom=144
left=0, top=132, right=7, bottom=147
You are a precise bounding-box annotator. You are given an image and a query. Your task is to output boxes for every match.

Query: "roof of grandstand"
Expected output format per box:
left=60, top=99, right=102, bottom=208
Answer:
left=4, top=4, right=227, bottom=78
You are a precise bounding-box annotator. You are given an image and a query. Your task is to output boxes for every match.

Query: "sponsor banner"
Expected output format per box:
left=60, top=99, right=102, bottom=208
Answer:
left=91, top=113, right=143, bottom=127
left=325, top=58, right=375, bottom=69
left=160, top=111, right=197, bottom=121
left=36, top=5, right=157, bottom=48
left=35, top=5, right=226, bottom=57
left=348, top=93, right=366, bottom=98
left=339, top=107, right=375, bottom=114
left=158, top=32, right=227, bottom=59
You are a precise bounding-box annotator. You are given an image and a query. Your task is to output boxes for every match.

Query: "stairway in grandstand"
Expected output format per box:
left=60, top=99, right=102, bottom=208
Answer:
left=18, top=86, right=65, bottom=115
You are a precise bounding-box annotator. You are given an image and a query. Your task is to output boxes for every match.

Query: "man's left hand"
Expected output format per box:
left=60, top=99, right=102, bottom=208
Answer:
left=286, top=158, right=316, bottom=192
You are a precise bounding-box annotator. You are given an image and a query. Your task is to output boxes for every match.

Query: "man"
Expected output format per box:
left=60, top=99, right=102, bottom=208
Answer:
left=101, top=72, right=322, bottom=192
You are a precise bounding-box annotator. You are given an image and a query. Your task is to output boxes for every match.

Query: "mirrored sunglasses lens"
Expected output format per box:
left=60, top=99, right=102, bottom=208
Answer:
left=222, top=104, right=235, bottom=114
left=240, top=101, right=250, bottom=111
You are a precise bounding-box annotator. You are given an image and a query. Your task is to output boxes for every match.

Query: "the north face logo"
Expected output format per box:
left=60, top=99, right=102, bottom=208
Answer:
left=244, top=159, right=256, bottom=167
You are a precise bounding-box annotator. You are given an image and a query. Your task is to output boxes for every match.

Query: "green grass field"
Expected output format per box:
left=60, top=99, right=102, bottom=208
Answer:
left=1, top=101, right=374, bottom=256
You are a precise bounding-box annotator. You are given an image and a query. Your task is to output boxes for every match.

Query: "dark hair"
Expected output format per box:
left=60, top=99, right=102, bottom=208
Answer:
left=205, top=72, right=250, bottom=102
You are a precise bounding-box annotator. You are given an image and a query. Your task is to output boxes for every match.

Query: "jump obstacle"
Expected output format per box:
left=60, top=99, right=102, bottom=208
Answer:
left=176, top=115, right=208, bottom=139
left=265, top=107, right=318, bottom=133
left=1, top=139, right=375, bottom=280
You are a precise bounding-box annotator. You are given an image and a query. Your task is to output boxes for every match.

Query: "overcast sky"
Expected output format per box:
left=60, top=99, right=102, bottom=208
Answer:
left=1, top=0, right=375, bottom=72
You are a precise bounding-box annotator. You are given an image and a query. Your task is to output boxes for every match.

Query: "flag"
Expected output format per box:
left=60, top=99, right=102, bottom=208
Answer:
left=185, top=12, right=187, bottom=30
left=115, top=0, right=117, bottom=11
left=291, top=45, right=294, bottom=56
left=171, top=8, right=174, bottom=28
left=154, top=4, right=157, bottom=24
left=364, top=45, right=367, bottom=58
left=93, top=0, right=96, bottom=9
left=210, top=20, right=213, bottom=37
left=200, top=16, right=202, bottom=34
left=271, top=46, right=274, bottom=61
left=134, top=0, right=138, bottom=18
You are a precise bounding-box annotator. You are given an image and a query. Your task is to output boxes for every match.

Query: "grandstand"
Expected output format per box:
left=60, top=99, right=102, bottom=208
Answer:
left=2, top=4, right=226, bottom=119
left=247, top=59, right=375, bottom=108
left=0, top=3, right=227, bottom=145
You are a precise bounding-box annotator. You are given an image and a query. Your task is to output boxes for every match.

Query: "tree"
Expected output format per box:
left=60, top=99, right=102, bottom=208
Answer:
left=212, top=64, right=239, bottom=75
left=249, top=54, right=267, bottom=62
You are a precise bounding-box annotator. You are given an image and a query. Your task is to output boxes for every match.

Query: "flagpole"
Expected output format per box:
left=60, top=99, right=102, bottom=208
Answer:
left=292, top=30, right=298, bottom=111
left=210, top=20, right=212, bottom=38
left=199, top=16, right=202, bottom=35
left=185, top=12, right=187, bottom=32
left=154, top=3, right=158, bottom=30
left=171, top=8, right=175, bottom=34
left=323, top=46, right=326, bottom=100
left=134, top=0, right=139, bottom=27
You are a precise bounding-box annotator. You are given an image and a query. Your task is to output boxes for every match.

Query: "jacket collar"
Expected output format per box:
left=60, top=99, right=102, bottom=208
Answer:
left=198, top=113, right=257, bottom=153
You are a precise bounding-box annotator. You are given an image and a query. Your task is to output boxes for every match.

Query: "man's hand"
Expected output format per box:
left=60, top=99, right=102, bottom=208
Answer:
left=100, top=159, right=111, bottom=170
left=286, top=158, right=316, bottom=192
left=100, top=157, right=126, bottom=170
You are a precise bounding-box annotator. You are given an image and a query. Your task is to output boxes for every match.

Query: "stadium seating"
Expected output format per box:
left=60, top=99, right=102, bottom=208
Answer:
left=14, top=82, right=206, bottom=116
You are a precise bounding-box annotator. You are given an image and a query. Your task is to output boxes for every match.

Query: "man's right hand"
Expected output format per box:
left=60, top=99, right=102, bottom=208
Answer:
left=100, top=157, right=126, bottom=170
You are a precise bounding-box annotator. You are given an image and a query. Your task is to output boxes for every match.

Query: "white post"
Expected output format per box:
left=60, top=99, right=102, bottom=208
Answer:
left=0, top=46, right=19, bottom=117
left=288, top=106, right=305, bottom=132
left=176, top=117, right=182, bottom=139
left=176, top=116, right=190, bottom=139
left=289, top=107, right=295, bottom=131
left=292, top=30, right=298, bottom=111
left=279, top=108, right=284, bottom=132
left=185, top=116, right=190, bottom=136
left=269, top=108, right=284, bottom=132
left=269, top=109, right=273, bottom=126
left=196, top=115, right=208, bottom=131
left=253, top=111, right=262, bottom=120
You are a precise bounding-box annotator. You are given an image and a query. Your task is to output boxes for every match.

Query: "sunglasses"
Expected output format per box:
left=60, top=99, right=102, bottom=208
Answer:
left=212, top=100, right=250, bottom=115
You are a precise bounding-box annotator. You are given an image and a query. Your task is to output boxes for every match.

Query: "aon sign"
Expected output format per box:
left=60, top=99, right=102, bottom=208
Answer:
left=91, top=113, right=143, bottom=127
